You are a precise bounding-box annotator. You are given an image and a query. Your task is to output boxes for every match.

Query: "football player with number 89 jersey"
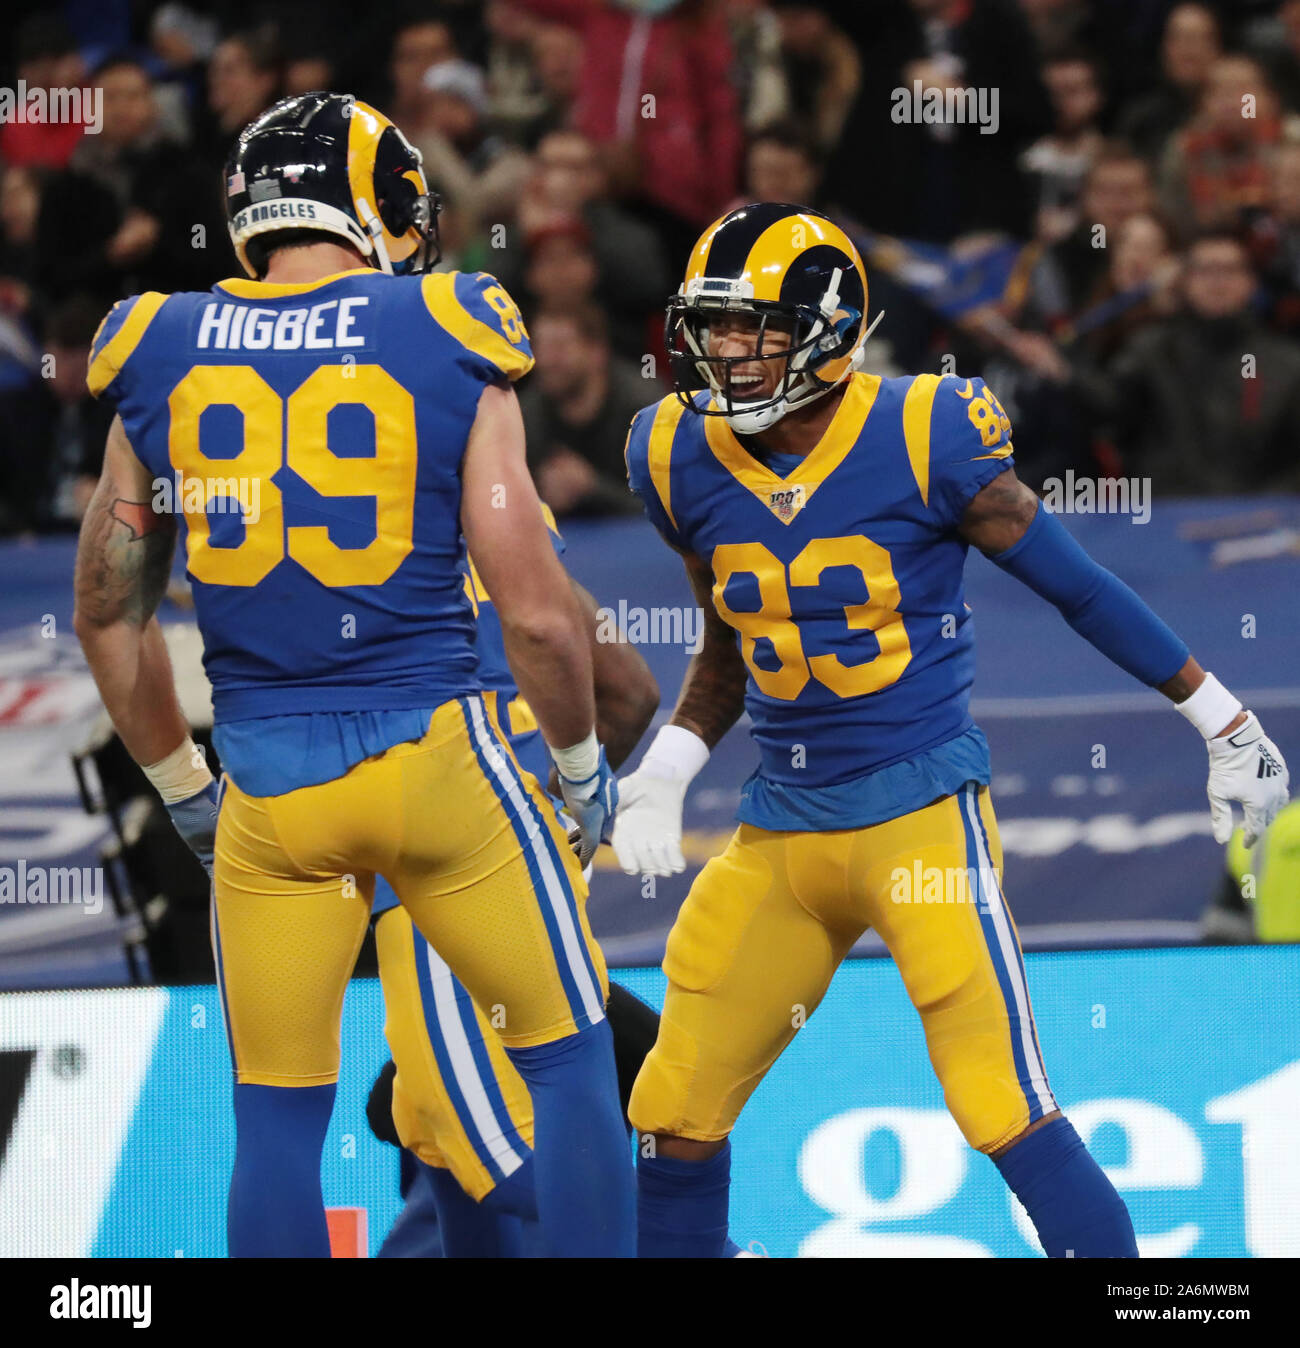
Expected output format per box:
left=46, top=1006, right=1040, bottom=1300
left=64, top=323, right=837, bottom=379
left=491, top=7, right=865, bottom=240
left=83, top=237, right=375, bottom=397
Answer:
left=617, top=202, right=1290, bottom=1258
left=74, top=93, right=632, bottom=1258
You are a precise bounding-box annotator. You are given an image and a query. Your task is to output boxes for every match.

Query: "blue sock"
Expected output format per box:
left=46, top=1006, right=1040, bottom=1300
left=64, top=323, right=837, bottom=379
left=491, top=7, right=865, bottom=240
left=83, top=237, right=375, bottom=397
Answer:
left=994, top=1115, right=1138, bottom=1258
left=637, top=1141, right=731, bottom=1258
left=422, top=1162, right=520, bottom=1257
left=228, top=1082, right=336, bottom=1257
left=481, top=1153, right=538, bottom=1222
left=505, top=1019, right=635, bottom=1257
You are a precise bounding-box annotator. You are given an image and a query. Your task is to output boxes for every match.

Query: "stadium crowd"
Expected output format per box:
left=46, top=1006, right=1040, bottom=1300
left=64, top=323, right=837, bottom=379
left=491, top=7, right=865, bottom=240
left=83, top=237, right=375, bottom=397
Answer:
left=2, top=0, right=1300, bottom=535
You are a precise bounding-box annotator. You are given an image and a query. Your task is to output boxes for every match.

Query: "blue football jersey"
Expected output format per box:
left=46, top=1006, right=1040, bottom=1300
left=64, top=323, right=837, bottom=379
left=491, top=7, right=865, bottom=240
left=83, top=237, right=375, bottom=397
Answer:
left=459, top=503, right=565, bottom=786
left=86, top=268, right=533, bottom=725
left=625, top=371, right=1015, bottom=830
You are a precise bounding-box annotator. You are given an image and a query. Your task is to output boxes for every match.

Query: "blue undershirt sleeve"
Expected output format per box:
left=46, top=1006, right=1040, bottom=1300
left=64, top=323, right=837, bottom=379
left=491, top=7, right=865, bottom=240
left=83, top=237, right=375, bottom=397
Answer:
left=990, top=503, right=1189, bottom=687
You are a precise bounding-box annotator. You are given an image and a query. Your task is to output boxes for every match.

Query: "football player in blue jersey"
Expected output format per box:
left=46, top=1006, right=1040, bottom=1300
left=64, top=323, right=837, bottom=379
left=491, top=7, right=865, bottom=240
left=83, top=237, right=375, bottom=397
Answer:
left=72, top=92, right=633, bottom=1258
left=616, top=202, right=1291, bottom=1258
left=372, top=516, right=659, bottom=1257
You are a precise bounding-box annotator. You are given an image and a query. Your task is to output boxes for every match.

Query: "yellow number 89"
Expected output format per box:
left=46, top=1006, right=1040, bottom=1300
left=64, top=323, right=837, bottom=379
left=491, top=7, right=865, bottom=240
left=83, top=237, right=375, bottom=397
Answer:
left=167, top=363, right=418, bottom=588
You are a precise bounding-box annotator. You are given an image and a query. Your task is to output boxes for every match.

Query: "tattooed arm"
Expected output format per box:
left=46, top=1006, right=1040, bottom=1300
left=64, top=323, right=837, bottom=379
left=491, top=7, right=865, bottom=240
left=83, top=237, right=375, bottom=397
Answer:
left=668, top=549, right=747, bottom=750
left=73, top=416, right=189, bottom=765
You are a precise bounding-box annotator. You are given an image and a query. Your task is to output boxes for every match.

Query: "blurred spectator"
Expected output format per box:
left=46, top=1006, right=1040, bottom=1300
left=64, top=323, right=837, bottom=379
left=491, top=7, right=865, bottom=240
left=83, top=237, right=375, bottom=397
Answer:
left=485, top=1, right=554, bottom=143
left=0, top=16, right=90, bottom=170
left=0, top=293, right=108, bottom=534
left=830, top=0, right=1051, bottom=243
left=148, top=4, right=221, bottom=142
left=283, top=45, right=339, bottom=99
left=724, top=0, right=790, bottom=132
left=415, top=59, right=532, bottom=239
left=499, top=129, right=670, bottom=357
left=70, top=57, right=228, bottom=296
left=769, top=2, right=859, bottom=151
left=0, top=167, right=43, bottom=321
left=1158, top=54, right=1294, bottom=237
left=1252, top=140, right=1300, bottom=334
left=1021, top=53, right=1106, bottom=245
left=1097, top=231, right=1300, bottom=494
left=1023, top=145, right=1155, bottom=334
left=39, top=294, right=116, bottom=525
left=1252, top=0, right=1300, bottom=114
left=513, top=0, right=744, bottom=269
left=521, top=220, right=600, bottom=313
left=387, top=18, right=459, bottom=131
left=518, top=301, right=648, bottom=517
left=1117, top=3, right=1222, bottom=163
left=202, top=27, right=284, bottom=162
left=526, top=21, right=586, bottom=142
left=741, top=121, right=823, bottom=207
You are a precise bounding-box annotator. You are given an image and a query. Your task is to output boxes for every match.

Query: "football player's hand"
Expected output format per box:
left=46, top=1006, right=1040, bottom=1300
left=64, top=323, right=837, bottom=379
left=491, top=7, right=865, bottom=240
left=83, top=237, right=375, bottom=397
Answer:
left=611, top=764, right=689, bottom=877
left=1206, top=712, right=1289, bottom=847
left=558, top=746, right=618, bottom=866
left=164, top=778, right=220, bottom=877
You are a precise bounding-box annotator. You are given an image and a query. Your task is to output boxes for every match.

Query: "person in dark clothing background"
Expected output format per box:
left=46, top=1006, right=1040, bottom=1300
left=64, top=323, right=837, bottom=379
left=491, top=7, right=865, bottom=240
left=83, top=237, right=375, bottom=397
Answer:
left=828, top=0, right=1052, bottom=243
left=1094, top=231, right=1300, bottom=494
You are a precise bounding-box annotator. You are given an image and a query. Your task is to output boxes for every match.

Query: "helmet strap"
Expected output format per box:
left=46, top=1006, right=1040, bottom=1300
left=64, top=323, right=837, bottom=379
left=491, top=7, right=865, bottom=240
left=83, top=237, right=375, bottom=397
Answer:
left=356, top=197, right=394, bottom=276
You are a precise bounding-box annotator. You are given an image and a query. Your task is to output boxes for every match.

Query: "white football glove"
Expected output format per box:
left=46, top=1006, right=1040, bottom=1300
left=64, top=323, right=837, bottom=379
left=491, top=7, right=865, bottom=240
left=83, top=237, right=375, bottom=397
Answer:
left=611, top=726, right=709, bottom=877
left=1206, top=712, right=1289, bottom=847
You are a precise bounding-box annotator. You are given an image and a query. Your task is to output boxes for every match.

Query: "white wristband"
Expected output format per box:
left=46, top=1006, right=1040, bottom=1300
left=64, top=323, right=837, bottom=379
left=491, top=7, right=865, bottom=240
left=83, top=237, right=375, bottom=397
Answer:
left=142, top=737, right=214, bottom=804
left=1175, top=673, right=1243, bottom=740
left=638, top=724, right=710, bottom=785
left=551, top=729, right=600, bottom=782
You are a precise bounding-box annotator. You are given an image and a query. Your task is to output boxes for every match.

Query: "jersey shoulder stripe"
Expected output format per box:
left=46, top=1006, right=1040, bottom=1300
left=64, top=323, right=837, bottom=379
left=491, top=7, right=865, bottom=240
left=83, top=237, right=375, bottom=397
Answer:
left=901, top=372, right=943, bottom=506
left=421, top=271, right=533, bottom=382
left=625, top=393, right=690, bottom=544
left=87, top=292, right=169, bottom=398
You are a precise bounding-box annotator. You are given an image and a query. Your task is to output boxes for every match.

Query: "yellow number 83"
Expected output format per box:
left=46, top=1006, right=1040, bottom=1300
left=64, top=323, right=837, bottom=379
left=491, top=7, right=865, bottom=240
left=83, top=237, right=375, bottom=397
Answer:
left=167, top=363, right=417, bottom=587
left=712, top=536, right=912, bottom=701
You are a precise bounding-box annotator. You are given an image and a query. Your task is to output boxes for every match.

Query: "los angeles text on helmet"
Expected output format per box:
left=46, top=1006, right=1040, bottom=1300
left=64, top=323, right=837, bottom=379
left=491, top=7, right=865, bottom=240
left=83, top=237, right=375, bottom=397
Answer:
left=0, top=82, right=103, bottom=134
left=233, top=201, right=321, bottom=229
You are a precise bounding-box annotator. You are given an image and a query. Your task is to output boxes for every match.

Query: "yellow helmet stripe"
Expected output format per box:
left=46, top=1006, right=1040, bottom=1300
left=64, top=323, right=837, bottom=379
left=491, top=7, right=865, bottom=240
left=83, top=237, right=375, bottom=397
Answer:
left=683, top=212, right=733, bottom=288
left=742, top=212, right=864, bottom=303
left=346, top=100, right=423, bottom=261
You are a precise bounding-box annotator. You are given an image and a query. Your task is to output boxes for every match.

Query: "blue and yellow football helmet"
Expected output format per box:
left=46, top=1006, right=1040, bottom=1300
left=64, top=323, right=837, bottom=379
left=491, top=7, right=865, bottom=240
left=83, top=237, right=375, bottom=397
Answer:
left=225, top=91, right=441, bottom=278
left=666, top=201, right=876, bottom=434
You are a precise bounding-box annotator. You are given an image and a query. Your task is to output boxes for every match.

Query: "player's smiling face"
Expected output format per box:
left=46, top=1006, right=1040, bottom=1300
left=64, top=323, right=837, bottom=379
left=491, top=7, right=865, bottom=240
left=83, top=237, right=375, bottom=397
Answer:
left=706, top=312, right=796, bottom=403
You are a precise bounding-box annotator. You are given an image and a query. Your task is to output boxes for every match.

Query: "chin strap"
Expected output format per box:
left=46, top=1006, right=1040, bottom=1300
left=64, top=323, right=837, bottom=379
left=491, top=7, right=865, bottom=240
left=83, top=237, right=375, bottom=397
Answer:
left=356, top=198, right=393, bottom=275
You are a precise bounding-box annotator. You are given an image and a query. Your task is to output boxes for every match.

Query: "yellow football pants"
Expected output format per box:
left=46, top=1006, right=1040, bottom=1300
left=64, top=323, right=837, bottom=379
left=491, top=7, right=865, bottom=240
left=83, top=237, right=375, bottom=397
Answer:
left=212, top=695, right=608, bottom=1087
left=629, top=784, right=1055, bottom=1154
left=375, top=904, right=536, bottom=1201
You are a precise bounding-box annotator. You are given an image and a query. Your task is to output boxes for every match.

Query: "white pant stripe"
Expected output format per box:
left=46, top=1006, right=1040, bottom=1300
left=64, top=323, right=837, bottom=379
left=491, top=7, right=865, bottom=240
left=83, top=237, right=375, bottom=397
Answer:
left=465, top=696, right=605, bottom=1027
left=421, top=941, right=526, bottom=1177
left=964, top=786, right=1056, bottom=1117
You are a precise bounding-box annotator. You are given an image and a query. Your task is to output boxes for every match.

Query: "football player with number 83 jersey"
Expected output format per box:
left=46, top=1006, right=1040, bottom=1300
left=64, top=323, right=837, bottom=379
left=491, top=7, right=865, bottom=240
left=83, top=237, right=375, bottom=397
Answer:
left=618, top=202, right=1290, bottom=1258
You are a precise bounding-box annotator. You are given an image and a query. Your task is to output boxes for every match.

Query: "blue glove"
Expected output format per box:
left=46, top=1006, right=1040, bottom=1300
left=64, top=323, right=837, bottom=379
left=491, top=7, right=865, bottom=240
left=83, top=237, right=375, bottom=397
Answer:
left=164, top=779, right=221, bottom=877
left=557, top=746, right=619, bottom=866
